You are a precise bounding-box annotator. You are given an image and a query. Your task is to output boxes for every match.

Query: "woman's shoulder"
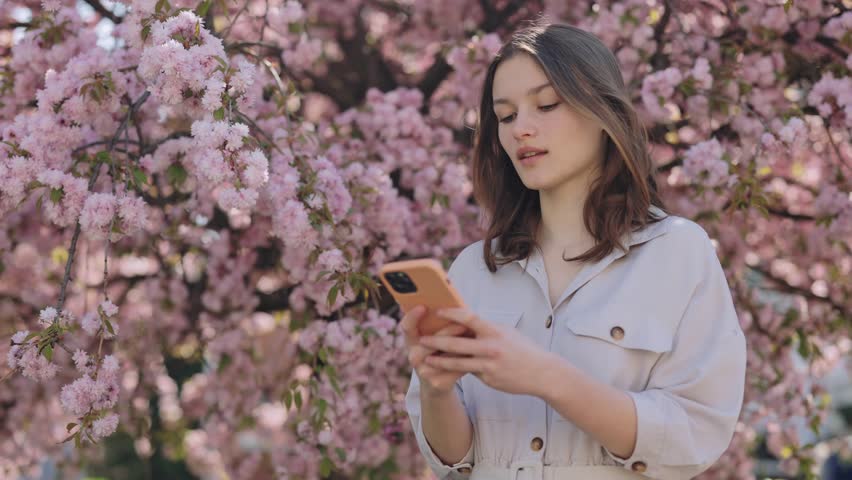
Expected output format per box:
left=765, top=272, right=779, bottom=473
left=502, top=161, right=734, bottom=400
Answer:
left=632, top=213, right=723, bottom=286
left=447, top=238, right=490, bottom=276
left=637, top=213, right=716, bottom=256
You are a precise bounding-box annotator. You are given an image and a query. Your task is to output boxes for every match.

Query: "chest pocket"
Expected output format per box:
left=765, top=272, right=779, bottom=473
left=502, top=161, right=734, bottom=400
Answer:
left=466, top=308, right=524, bottom=421
left=566, top=315, right=674, bottom=353
left=556, top=306, right=676, bottom=401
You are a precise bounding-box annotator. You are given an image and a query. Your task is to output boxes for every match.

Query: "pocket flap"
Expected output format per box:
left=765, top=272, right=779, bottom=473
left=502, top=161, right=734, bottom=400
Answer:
left=566, top=317, right=673, bottom=353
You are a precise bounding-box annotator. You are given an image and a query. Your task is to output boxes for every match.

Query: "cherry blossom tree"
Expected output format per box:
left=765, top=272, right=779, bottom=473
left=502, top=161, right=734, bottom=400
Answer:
left=0, top=0, right=850, bottom=479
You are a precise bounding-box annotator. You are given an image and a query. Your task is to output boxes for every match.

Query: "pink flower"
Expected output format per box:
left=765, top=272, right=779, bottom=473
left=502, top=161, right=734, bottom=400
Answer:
left=682, top=139, right=733, bottom=187
left=100, top=300, right=118, bottom=317
left=89, top=413, right=119, bottom=439
left=79, top=193, right=117, bottom=240
left=80, top=312, right=101, bottom=336
left=72, top=349, right=95, bottom=375
left=117, top=195, right=149, bottom=235
left=39, top=307, right=58, bottom=327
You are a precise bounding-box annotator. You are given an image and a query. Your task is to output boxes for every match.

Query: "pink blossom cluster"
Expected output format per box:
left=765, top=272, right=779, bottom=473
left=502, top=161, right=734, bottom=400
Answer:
left=187, top=119, right=269, bottom=212
left=137, top=11, right=233, bottom=118
left=78, top=191, right=149, bottom=242
left=3, top=8, right=97, bottom=117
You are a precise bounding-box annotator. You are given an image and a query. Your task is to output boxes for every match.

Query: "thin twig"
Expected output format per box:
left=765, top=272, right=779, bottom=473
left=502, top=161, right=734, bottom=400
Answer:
left=72, top=139, right=139, bottom=156
left=56, top=91, right=150, bottom=311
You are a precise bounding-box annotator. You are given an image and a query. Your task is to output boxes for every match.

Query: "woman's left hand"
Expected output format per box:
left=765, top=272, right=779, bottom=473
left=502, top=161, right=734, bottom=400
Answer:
left=418, top=307, right=555, bottom=397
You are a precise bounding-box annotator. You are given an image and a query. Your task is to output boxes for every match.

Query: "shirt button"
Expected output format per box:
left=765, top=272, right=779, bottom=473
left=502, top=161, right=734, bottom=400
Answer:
left=545, top=314, right=553, bottom=328
left=530, top=437, right=544, bottom=451
left=630, top=461, right=647, bottom=473
left=610, top=326, right=625, bottom=341
left=458, top=466, right=472, bottom=473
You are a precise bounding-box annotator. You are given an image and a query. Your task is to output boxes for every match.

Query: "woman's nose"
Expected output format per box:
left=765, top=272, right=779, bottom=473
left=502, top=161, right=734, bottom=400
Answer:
left=511, top=113, right=537, bottom=140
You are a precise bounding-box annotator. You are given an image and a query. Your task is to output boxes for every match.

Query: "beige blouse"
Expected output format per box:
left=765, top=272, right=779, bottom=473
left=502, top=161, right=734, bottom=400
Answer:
left=405, top=209, right=747, bottom=480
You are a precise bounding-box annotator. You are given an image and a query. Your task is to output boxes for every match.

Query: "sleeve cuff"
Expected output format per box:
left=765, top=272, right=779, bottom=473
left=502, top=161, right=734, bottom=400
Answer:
left=603, top=390, right=667, bottom=476
left=413, top=414, right=474, bottom=479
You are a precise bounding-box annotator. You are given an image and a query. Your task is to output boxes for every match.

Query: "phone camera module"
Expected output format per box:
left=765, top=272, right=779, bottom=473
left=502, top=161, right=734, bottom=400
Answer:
left=385, top=271, right=417, bottom=294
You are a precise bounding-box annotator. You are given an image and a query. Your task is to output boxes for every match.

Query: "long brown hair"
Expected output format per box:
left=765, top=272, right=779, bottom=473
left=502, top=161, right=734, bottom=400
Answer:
left=472, top=21, right=668, bottom=273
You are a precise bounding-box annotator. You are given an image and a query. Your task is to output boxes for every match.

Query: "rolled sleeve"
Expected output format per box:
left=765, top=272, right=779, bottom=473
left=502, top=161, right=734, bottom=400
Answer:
left=405, top=370, right=474, bottom=479
left=604, top=235, right=747, bottom=479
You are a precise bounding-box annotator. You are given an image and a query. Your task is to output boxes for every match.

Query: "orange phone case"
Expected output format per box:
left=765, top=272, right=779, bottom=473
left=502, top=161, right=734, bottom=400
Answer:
left=379, top=258, right=467, bottom=336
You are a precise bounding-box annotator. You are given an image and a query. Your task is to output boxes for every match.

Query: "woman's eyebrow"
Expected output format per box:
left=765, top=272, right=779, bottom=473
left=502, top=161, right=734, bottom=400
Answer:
left=493, top=82, right=552, bottom=106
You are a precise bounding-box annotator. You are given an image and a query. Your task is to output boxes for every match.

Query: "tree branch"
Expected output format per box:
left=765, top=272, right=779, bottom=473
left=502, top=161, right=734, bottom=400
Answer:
left=56, top=91, right=150, bottom=311
left=83, top=0, right=122, bottom=24
left=418, top=0, right=528, bottom=110
left=649, top=0, right=672, bottom=70
left=750, top=265, right=848, bottom=317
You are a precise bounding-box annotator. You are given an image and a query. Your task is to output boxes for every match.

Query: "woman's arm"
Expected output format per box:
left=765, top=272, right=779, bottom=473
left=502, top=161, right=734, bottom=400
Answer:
left=420, top=384, right=475, bottom=465
left=536, top=356, right=637, bottom=458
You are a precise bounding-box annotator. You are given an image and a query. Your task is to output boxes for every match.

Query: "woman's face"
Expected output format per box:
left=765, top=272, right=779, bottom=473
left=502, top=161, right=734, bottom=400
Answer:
left=492, top=54, right=605, bottom=193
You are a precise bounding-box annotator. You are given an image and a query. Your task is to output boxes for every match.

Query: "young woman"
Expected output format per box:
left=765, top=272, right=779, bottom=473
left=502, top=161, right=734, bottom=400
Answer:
left=400, top=22, right=747, bottom=480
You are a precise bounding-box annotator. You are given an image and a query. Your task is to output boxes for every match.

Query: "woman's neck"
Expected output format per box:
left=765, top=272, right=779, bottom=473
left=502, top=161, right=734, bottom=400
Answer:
left=537, top=171, right=597, bottom=257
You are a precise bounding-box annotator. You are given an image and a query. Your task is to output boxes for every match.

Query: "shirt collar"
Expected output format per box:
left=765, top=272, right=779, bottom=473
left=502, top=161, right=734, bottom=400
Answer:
left=501, top=205, right=670, bottom=270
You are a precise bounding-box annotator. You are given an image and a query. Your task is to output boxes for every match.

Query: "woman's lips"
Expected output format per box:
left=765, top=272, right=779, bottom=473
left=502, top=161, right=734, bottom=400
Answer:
left=519, top=151, right=547, bottom=166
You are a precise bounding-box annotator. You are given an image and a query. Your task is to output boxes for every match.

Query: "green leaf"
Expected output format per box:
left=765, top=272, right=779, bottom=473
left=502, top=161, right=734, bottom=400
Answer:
left=49, top=187, right=63, bottom=203
left=66, top=422, right=77, bottom=432
left=335, top=447, right=346, bottom=462
left=213, top=56, right=229, bottom=70
left=165, top=163, right=188, bottom=186
left=42, top=344, right=53, bottom=361
left=104, top=319, right=116, bottom=336
left=784, top=0, right=793, bottom=13
left=368, top=412, right=381, bottom=434
left=327, top=284, right=339, bottom=307
left=316, top=398, right=327, bottom=419
left=283, top=389, right=293, bottom=410
left=23, top=331, right=41, bottom=343
left=319, top=456, right=333, bottom=478
left=294, top=390, right=303, bottom=410
left=329, top=373, right=342, bottom=397
left=196, top=0, right=212, bottom=16
left=141, top=24, right=152, bottom=41
left=213, top=108, right=225, bottom=120
left=95, top=151, right=111, bottom=164
left=132, top=168, right=148, bottom=187
left=155, top=0, right=171, bottom=14
left=217, top=353, right=232, bottom=373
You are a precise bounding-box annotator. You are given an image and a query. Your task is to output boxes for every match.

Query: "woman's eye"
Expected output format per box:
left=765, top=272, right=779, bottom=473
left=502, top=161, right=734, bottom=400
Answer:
left=497, top=104, right=558, bottom=124
left=498, top=114, right=515, bottom=124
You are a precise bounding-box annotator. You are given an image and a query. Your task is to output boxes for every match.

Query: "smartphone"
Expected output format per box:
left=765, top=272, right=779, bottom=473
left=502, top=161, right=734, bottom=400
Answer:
left=379, top=258, right=467, bottom=336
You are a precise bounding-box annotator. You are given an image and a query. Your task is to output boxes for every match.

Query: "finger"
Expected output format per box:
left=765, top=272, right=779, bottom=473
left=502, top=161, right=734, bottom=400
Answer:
left=419, top=335, right=495, bottom=358
left=433, top=323, right=470, bottom=338
left=400, top=305, right=426, bottom=344
left=425, top=353, right=489, bottom=373
left=436, top=308, right=495, bottom=336
left=409, top=344, right=436, bottom=367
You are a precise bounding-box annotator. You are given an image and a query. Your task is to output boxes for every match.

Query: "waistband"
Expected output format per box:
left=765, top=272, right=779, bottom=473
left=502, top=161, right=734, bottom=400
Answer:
left=470, top=460, right=642, bottom=480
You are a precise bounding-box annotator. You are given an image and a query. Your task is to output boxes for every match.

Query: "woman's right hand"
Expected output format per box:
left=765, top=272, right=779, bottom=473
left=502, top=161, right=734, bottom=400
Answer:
left=401, top=305, right=471, bottom=395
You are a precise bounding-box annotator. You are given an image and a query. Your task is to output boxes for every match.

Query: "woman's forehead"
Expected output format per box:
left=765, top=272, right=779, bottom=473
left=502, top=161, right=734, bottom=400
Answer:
left=492, top=56, right=552, bottom=103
